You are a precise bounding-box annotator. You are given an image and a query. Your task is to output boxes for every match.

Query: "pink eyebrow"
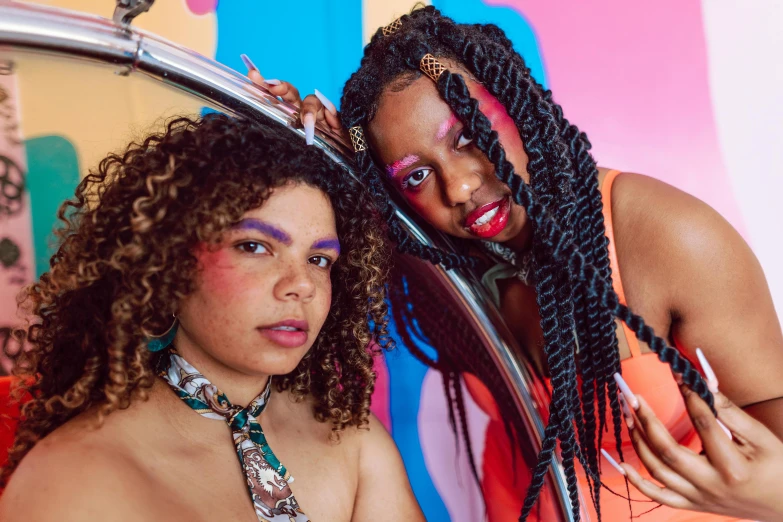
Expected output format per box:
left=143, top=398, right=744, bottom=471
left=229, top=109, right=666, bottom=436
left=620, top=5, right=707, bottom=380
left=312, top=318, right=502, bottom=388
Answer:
left=385, top=154, right=420, bottom=178
left=436, top=113, right=458, bottom=141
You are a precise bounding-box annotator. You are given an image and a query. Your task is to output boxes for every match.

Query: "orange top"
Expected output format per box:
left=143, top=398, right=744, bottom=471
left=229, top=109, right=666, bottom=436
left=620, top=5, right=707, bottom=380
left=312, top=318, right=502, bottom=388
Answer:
left=583, top=170, right=744, bottom=521
left=600, top=170, right=696, bottom=451
left=602, top=169, right=641, bottom=358
left=466, top=170, right=747, bottom=521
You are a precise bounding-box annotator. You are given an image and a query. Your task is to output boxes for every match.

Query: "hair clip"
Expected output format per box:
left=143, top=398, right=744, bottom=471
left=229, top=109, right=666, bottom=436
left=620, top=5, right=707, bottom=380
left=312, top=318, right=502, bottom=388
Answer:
left=349, top=126, right=367, bottom=152
left=420, top=53, right=447, bottom=83
left=382, top=17, right=403, bottom=37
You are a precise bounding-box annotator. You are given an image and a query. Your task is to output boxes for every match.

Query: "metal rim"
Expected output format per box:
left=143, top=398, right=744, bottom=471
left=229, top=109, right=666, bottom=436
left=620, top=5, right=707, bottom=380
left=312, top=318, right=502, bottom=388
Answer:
left=0, top=2, right=580, bottom=519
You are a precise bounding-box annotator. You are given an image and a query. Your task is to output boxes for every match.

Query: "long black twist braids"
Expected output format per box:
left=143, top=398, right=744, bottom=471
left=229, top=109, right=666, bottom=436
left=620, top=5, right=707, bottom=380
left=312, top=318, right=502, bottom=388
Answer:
left=340, top=6, right=715, bottom=521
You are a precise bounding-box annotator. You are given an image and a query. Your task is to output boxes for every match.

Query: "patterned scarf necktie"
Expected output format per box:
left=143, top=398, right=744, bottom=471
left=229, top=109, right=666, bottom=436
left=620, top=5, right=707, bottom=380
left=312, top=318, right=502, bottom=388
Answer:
left=160, top=351, right=309, bottom=522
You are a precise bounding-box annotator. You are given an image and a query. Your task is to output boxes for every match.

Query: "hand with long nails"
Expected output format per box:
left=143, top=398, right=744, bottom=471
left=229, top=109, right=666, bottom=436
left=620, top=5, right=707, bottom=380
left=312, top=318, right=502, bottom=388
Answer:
left=240, top=54, right=346, bottom=145
left=241, top=54, right=298, bottom=104
left=602, top=354, right=783, bottom=521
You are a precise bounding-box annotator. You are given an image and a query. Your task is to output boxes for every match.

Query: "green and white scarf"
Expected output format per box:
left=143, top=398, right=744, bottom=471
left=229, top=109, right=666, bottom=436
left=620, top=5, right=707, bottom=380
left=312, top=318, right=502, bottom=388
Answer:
left=161, top=351, right=309, bottom=522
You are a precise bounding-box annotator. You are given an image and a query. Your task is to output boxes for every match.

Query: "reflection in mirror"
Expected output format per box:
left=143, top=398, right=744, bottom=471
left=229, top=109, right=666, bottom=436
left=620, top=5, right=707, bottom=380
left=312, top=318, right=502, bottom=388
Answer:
left=0, top=50, right=219, bottom=375
left=0, top=3, right=575, bottom=521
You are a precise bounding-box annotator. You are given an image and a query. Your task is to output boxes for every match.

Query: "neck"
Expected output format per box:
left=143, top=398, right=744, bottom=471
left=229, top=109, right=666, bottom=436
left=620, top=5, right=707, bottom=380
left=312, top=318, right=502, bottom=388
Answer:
left=502, top=222, right=533, bottom=254
left=170, top=330, right=271, bottom=407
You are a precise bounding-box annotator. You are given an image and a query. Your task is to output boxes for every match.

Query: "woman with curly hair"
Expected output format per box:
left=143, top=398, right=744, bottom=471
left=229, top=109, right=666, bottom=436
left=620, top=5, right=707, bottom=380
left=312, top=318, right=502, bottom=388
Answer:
left=245, top=6, right=783, bottom=522
left=0, top=113, right=424, bottom=522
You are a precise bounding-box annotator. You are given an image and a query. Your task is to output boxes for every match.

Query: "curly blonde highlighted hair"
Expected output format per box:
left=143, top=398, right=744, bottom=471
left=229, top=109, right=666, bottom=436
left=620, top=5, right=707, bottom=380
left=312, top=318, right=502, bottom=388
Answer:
left=2, top=114, right=392, bottom=485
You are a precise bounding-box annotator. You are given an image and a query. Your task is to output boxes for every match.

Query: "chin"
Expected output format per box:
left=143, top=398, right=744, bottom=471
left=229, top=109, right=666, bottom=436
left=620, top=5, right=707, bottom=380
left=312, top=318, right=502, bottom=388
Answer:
left=240, top=351, right=309, bottom=378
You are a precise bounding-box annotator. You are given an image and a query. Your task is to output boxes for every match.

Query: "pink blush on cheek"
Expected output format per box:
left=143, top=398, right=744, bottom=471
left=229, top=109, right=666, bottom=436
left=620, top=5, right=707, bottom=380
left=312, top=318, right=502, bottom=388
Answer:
left=193, top=244, right=243, bottom=297
left=473, top=84, right=525, bottom=152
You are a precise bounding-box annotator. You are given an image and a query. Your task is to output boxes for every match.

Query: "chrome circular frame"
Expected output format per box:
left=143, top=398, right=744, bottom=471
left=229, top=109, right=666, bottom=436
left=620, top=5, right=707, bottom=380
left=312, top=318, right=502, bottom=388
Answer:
left=0, top=2, right=584, bottom=519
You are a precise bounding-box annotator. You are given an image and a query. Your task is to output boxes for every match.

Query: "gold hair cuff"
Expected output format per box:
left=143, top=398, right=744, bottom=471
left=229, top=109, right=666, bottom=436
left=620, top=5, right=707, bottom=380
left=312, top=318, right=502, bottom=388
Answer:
left=382, top=17, right=403, bottom=37
left=349, top=126, right=367, bottom=152
left=420, top=53, right=446, bottom=83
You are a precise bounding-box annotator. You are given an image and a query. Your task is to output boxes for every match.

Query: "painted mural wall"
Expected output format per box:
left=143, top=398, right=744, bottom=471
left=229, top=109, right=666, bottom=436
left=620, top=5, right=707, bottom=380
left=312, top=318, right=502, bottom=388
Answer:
left=1, top=1, right=781, bottom=520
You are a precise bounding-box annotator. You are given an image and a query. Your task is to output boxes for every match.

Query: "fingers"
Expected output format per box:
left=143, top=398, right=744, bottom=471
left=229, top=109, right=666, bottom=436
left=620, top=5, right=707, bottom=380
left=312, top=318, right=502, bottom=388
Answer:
left=622, top=462, right=695, bottom=510
left=300, top=92, right=349, bottom=145
left=615, top=373, right=717, bottom=492
left=692, top=348, right=775, bottom=449
left=240, top=54, right=258, bottom=74
left=314, top=90, right=343, bottom=132
left=634, top=395, right=713, bottom=483
left=240, top=55, right=348, bottom=145
left=241, top=54, right=302, bottom=107
left=680, top=384, right=748, bottom=478
left=264, top=80, right=302, bottom=106
left=300, top=95, right=326, bottom=145
left=313, top=89, right=337, bottom=116
left=303, top=92, right=341, bottom=131
left=626, top=413, right=703, bottom=501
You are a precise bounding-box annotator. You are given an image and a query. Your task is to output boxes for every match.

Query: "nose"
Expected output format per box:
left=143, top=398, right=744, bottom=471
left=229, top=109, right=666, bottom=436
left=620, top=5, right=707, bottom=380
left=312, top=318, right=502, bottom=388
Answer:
left=274, top=262, right=316, bottom=302
left=441, top=164, right=482, bottom=207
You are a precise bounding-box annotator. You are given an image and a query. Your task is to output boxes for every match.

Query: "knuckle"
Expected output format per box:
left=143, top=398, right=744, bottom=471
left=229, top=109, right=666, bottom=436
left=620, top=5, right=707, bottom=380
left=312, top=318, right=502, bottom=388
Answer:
left=715, top=393, right=734, bottom=410
left=648, top=466, right=665, bottom=483
left=658, top=445, right=679, bottom=467
left=691, top=413, right=713, bottom=432
left=723, top=466, right=750, bottom=486
left=638, top=412, right=654, bottom=431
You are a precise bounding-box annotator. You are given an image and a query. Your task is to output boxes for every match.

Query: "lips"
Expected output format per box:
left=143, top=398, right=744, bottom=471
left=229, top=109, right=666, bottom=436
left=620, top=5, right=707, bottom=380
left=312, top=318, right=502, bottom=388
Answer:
left=258, top=319, right=309, bottom=349
left=464, top=197, right=511, bottom=239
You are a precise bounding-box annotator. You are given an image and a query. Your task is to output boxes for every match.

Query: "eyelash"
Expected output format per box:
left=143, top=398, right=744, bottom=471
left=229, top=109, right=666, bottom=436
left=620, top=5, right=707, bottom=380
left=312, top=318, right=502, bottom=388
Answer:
left=235, top=241, right=333, bottom=269
left=455, top=130, right=473, bottom=149
left=236, top=241, right=269, bottom=255
left=309, top=256, right=333, bottom=269
left=402, top=168, right=432, bottom=190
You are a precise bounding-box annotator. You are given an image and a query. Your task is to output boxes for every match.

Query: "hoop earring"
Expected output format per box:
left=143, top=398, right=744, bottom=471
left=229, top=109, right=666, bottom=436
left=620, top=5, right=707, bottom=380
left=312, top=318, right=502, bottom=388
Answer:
left=144, top=316, right=178, bottom=352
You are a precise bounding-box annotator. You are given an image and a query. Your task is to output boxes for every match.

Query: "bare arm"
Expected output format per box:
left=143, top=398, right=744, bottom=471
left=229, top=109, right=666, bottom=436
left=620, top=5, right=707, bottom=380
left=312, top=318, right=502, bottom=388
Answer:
left=608, top=173, right=783, bottom=520
left=351, top=414, right=425, bottom=522
left=613, top=172, right=783, bottom=436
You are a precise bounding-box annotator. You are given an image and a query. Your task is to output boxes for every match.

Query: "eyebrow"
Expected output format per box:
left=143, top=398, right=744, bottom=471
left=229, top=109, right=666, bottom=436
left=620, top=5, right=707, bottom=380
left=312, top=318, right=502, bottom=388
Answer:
left=311, top=237, right=340, bottom=254
left=385, top=154, right=420, bottom=178
left=436, top=113, right=459, bottom=141
left=385, top=113, right=460, bottom=178
left=233, top=218, right=291, bottom=245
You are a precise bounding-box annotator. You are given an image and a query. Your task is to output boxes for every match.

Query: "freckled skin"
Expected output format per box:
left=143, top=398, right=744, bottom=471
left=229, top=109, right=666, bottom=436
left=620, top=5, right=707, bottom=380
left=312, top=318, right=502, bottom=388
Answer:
left=174, top=183, right=337, bottom=403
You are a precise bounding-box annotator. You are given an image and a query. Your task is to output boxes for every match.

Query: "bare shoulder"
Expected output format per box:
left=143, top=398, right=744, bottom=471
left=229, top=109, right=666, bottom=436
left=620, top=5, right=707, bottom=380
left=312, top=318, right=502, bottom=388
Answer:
left=0, top=415, right=151, bottom=522
left=607, top=171, right=783, bottom=412
left=610, top=172, right=736, bottom=258
left=352, top=413, right=424, bottom=521
left=607, top=171, right=751, bottom=305
left=355, top=412, right=396, bottom=455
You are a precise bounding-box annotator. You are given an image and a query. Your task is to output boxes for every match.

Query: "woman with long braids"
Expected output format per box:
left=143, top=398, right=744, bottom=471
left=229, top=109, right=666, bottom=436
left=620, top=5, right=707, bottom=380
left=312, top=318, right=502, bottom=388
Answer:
left=0, top=114, right=425, bottom=521
left=244, top=6, right=783, bottom=521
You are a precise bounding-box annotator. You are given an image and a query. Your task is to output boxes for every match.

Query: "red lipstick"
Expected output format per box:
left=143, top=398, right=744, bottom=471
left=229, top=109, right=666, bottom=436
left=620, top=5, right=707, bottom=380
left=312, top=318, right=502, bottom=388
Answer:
left=464, top=197, right=511, bottom=239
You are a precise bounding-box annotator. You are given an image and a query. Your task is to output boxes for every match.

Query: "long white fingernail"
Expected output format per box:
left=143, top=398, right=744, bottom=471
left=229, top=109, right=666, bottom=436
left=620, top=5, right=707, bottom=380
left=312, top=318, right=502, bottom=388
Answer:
left=716, top=419, right=733, bottom=441
left=240, top=53, right=258, bottom=72
left=696, top=348, right=719, bottom=393
left=618, top=393, right=635, bottom=429
left=264, top=79, right=282, bottom=86
left=303, top=113, right=315, bottom=145
left=601, top=449, right=627, bottom=476
left=614, top=373, right=639, bottom=410
left=314, top=89, right=337, bottom=115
